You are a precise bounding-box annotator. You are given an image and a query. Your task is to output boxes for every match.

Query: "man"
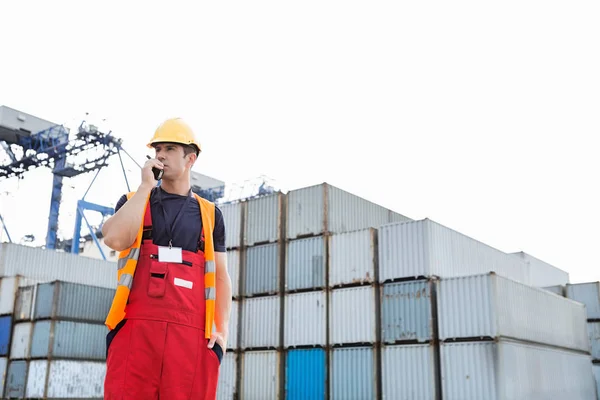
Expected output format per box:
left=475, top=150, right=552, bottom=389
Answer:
left=102, top=118, right=231, bottom=400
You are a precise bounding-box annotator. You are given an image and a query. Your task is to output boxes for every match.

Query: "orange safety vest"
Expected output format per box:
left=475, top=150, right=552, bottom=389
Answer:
left=105, top=190, right=217, bottom=339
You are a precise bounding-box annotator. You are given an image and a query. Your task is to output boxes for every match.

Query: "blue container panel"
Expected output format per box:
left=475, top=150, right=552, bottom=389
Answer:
left=5, top=360, right=27, bottom=398
left=286, top=349, right=326, bottom=400
left=286, top=237, right=325, bottom=291
left=331, top=347, right=376, bottom=400
left=245, top=244, right=279, bottom=296
left=0, top=316, right=12, bottom=356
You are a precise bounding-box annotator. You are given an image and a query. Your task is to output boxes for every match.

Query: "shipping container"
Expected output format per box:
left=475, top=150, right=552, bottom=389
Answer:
left=26, top=359, right=105, bottom=398
left=378, top=219, right=531, bottom=284
left=381, top=344, right=438, bottom=400
left=438, top=273, right=589, bottom=352
left=331, top=347, right=377, bottom=400
left=286, top=183, right=410, bottom=239
left=286, top=348, right=326, bottom=400
left=285, top=237, right=326, bottom=291
left=0, top=276, right=41, bottom=315
left=0, top=243, right=116, bottom=288
left=284, top=291, right=326, bottom=347
left=441, top=339, right=596, bottom=400
left=226, top=301, right=239, bottom=350
left=14, top=285, right=36, bottom=322
left=245, top=193, right=283, bottom=246
left=217, top=352, right=237, bottom=400
left=381, top=280, right=435, bottom=343
left=245, top=243, right=279, bottom=296
left=567, top=282, right=600, bottom=320
left=511, top=251, right=569, bottom=287
left=30, top=320, right=106, bottom=360
left=241, top=296, right=280, bottom=349
left=0, top=316, right=11, bottom=356
left=241, top=350, right=280, bottom=400
left=0, top=357, right=6, bottom=398
left=593, top=364, right=600, bottom=400
left=220, top=202, right=243, bottom=249
left=329, top=229, right=376, bottom=287
left=227, top=249, right=241, bottom=298
left=34, top=281, right=114, bottom=323
left=10, top=322, right=32, bottom=360
left=542, top=285, right=565, bottom=296
left=589, top=322, right=600, bottom=360
left=330, top=286, right=376, bottom=344
left=4, top=360, right=27, bottom=398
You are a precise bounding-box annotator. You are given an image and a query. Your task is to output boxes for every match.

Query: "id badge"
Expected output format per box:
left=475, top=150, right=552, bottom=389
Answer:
left=158, top=246, right=183, bottom=263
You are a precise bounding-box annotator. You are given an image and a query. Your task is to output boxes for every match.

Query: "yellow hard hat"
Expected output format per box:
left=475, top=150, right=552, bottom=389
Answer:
left=147, top=118, right=201, bottom=154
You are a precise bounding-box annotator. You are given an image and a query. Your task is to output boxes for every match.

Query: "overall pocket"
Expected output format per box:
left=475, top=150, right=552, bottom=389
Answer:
left=148, top=261, right=168, bottom=298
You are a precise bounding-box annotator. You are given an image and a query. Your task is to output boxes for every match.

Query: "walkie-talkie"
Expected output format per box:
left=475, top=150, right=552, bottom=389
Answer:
left=146, top=155, right=164, bottom=180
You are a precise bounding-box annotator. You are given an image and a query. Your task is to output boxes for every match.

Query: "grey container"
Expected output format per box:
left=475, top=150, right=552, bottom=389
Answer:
left=30, top=320, right=106, bottom=360
left=330, top=347, right=377, bottom=400
left=14, top=285, right=36, bottom=321
left=286, top=183, right=410, bottom=240
left=245, top=243, right=279, bottom=296
left=285, top=236, right=326, bottom=292
left=381, top=280, right=436, bottom=343
left=245, top=192, right=283, bottom=246
left=220, top=201, right=243, bottom=249
left=589, top=322, right=600, bottom=360
left=381, top=344, right=438, bottom=400
left=4, top=360, right=27, bottom=398
left=34, top=281, right=115, bottom=323
left=542, top=285, right=565, bottom=296
left=567, top=282, right=600, bottom=320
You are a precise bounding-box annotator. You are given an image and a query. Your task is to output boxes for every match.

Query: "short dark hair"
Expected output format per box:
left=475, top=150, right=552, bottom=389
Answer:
left=183, top=144, right=199, bottom=157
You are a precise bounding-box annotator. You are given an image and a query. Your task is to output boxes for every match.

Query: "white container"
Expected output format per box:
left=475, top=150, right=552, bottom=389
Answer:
left=0, top=357, right=6, bottom=396
left=542, top=285, right=565, bottom=296
left=441, top=339, right=596, bottom=400
left=245, top=193, right=283, bottom=246
left=0, top=243, right=116, bottom=289
left=10, top=322, right=32, bottom=359
left=227, top=301, right=239, bottom=350
left=217, top=352, right=237, bottom=400
left=13, top=284, right=37, bottom=321
left=511, top=251, right=569, bottom=287
left=0, top=276, right=40, bottom=315
left=26, top=359, right=106, bottom=398
left=382, top=344, right=438, bottom=400
left=593, top=364, right=600, bottom=400
left=566, top=282, right=600, bottom=320
left=438, top=273, right=589, bottom=352
left=285, top=236, right=326, bottom=291
left=227, top=249, right=241, bottom=298
left=588, top=322, right=600, bottom=361
left=284, top=291, right=326, bottom=347
left=378, top=219, right=531, bottom=284
left=241, top=350, right=280, bottom=400
left=220, top=202, right=243, bottom=249
left=329, top=229, right=376, bottom=287
left=241, top=296, right=280, bottom=349
left=330, top=286, right=376, bottom=344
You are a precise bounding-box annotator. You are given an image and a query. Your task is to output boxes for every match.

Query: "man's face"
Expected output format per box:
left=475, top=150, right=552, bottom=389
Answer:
left=153, top=142, right=194, bottom=180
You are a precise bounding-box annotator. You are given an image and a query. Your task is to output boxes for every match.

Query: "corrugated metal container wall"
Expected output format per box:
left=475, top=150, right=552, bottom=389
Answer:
left=285, top=237, right=325, bottom=291
left=328, top=185, right=410, bottom=235
left=0, top=357, right=6, bottom=396
left=10, top=322, right=32, bottom=360
left=245, top=244, right=279, bottom=296
left=286, top=184, right=324, bottom=239
left=0, top=276, right=40, bottom=315
left=286, top=349, right=326, bottom=400
left=589, top=322, right=600, bottom=360
left=381, top=344, right=438, bottom=400
left=331, top=347, right=376, bottom=400
left=378, top=219, right=530, bottom=285
left=284, top=291, right=326, bottom=347
left=242, top=296, right=280, bottom=349
left=26, top=360, right=105, bottom=398
left=381, top=280, right=434, bottom=343
left=441, top=340, right=596, bottom=400
left=329, top=229, right=375, bottom=287
left=217, top=352, right=237, bottom=400
left=593, top=364, right=600, bottom=399
left=245, top=193, right=282, bottom=246
left=220, top=202, right=243, bottom=249
left=0, top=316, right=11, bottom=356
left=30, top=320, right=106, bottom=360
left=511, top=251, right=569, bottom=287
left=241, top=350, right=280, bottom=400
left=0, top=243, right=116, bottom=288
left=14, top=285, right=36, bottom=321
left=227, top=250, right=241, bottom=298
left=34, top=281, right=113, bottom=323
left=566, top=282, right=600, bottom=320
left=437, top=273, right=589, bottom=352
left=330, top=286, right=376, bottom=344
left=5, top=360, right=27, bottom=398
left=227, top=301, right=239, bottom=350
left=542, top=285, right=565, bottom=296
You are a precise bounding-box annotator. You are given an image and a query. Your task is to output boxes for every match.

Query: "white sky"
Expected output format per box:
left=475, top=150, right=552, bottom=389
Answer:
left=0, top=1, right=598, bottom=283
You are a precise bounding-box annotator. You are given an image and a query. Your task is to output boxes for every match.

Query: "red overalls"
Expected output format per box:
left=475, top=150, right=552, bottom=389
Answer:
left=104, top=201, right=221, bottom=400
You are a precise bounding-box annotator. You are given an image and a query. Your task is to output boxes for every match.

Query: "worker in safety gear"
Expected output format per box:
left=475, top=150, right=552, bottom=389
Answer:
left=102, top=118, right=231, bottom=400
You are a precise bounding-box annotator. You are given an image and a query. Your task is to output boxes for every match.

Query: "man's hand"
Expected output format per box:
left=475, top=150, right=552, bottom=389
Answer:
left=208, top=331, right=227, bottom=351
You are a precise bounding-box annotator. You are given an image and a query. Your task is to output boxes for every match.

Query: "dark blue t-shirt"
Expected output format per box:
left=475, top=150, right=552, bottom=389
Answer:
left=115, top=186, right=226, bottom=253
